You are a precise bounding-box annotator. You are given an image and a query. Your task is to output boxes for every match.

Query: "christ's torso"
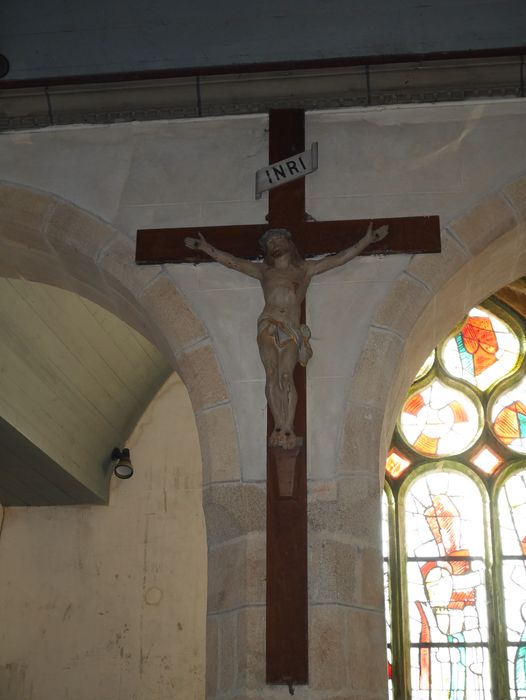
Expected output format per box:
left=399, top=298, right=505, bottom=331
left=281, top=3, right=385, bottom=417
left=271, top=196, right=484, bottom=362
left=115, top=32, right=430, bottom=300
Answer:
left=259, top=263, right=310, bottom=327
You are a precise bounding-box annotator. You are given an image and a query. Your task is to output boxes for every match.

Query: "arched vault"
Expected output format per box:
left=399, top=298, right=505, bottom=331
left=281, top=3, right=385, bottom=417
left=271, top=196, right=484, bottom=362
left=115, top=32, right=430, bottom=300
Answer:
left=0, top=181, right=237, bottom=504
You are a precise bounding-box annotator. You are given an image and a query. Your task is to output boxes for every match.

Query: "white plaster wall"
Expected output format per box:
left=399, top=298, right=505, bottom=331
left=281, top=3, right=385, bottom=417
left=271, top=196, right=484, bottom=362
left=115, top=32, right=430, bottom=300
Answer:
left=2, top=99, right=526, bottom=483
left=0, top=373, right=206, bottom=700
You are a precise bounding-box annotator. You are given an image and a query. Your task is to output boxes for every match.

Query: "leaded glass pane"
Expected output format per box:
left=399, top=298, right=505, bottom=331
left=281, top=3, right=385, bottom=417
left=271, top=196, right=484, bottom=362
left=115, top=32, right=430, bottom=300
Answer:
left=383, top=491, right=394, bottom=699
left=508, top=645, right=526, bottom=699
left=409, top=647, right=491, bottom=700
left=502, top=561, right=526, bottom=644
left=499, top=471, right=526, bottom=698
left=405, top=471, right=491, bottom=699
left=416, top=349, right=435, bottom=381
left=386, top=447, right=411, bottom=479
left=471, top=445, right=503, bottom=475
left=499, top=472, right=526, bottom=557
left=492, top=379, right=526, bottom=454
left=441, top=307, right=521, bottom=391
left=387, top=646, right=394, bottom=697
left=400, top=380, right=481, bottom=457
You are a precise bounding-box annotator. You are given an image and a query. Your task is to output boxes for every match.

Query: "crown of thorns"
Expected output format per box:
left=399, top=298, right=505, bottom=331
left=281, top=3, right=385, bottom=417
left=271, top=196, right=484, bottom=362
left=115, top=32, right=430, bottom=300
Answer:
left=259, top=228, right=292, bottom=250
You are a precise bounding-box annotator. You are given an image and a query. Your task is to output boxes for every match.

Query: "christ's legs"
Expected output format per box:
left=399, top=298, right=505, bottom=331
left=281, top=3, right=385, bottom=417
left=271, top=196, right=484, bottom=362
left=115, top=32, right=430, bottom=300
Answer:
left=258, top=329, right=285, bottom=437
left=277, top=342, right=299, bottom=449
left=257, top=327, right=300, bottom=448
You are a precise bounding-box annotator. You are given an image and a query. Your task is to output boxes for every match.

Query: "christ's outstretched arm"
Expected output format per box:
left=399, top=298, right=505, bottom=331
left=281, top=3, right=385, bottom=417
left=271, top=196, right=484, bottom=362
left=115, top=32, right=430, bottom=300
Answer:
left=307, top=222, right=388, bottom=276
left=184, top=232, right=263, bottom=279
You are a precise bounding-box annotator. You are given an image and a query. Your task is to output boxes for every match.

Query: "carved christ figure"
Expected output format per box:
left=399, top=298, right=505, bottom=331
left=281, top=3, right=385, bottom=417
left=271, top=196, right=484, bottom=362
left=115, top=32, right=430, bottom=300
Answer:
left=185, top=223, right=388, bottom=449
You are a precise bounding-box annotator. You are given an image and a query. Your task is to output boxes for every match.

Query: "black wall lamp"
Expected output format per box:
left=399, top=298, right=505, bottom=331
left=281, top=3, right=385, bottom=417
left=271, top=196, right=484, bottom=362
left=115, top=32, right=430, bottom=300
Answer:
left=0, top=55, right=9, bottom=79
left=111, top=447, right=134, bottom=479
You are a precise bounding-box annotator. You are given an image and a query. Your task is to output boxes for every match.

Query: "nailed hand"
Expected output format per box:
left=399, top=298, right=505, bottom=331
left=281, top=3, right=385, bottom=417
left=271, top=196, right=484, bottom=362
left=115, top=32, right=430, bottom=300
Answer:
left=184, top=232, right=208, bottom=251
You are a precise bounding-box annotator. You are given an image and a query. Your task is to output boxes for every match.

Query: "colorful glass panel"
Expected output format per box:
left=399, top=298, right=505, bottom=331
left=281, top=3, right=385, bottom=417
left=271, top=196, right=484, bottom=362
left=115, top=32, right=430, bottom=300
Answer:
left=492, top=378, right=526, bottom=454
left=383, top=492, right=394, bottom=699
left=386, top=448, right=411, bottom=479
left=405, top=471, right=490, bottom=699
left=415, top=350, right=435, bottom=381
left=400, top=380, right=481, bottom=457
left=441, top=307, right=521, bottom=391
left=470, top=446, right=503, bottom=475
left=499, top=472, right=526, bottom=698
left=408, top=647, right=491, bottom=700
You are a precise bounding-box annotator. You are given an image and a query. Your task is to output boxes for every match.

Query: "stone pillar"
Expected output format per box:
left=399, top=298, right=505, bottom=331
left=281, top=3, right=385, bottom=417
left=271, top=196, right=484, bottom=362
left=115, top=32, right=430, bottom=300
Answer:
left=203, top=472, right=388, bottom=699
left=308, top=476, right=387, bottom=700
left=203, top=482, right=266, bottom=699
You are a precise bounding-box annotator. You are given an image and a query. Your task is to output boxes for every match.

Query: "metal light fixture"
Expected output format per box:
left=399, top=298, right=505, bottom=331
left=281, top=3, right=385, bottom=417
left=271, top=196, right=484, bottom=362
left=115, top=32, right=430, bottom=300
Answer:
left=111, top=447, right=134, bottom=479
left=0, top=55, right=9, bottom=79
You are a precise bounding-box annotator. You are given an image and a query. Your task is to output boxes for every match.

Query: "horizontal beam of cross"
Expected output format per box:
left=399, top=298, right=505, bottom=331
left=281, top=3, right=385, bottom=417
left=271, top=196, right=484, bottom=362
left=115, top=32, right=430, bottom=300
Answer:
left=136, top=215, right=440, bottom=264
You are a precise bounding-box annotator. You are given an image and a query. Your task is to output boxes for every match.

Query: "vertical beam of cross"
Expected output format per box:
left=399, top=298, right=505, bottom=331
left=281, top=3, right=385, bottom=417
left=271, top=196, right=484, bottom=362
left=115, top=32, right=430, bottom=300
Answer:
left=266, top=109, right=309, bottom=686
left=134, top=108, right=441, bottom=690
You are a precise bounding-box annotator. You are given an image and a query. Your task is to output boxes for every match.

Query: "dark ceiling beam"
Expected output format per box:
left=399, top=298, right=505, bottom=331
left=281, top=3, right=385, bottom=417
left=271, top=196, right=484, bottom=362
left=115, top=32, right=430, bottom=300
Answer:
left=1, top=46, right=525, bottom=91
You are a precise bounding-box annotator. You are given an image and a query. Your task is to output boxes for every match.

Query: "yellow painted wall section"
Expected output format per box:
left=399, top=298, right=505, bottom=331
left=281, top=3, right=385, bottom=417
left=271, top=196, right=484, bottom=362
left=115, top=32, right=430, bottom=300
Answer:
left=0, top=372, right=207, bottom=700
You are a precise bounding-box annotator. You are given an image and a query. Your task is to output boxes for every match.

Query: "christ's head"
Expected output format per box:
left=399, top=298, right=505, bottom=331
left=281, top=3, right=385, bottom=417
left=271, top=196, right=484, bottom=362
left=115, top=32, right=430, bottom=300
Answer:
left=260, top=228, right=302, bottom=266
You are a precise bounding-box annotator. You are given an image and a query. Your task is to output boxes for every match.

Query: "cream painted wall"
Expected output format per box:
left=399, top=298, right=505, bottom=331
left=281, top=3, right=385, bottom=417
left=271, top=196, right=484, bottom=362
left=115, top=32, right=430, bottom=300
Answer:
left=2, top=101, right=526, bottom=697
left=2, top=100, right=524, bottom=483
left=0, top=373, right=207, bottom=700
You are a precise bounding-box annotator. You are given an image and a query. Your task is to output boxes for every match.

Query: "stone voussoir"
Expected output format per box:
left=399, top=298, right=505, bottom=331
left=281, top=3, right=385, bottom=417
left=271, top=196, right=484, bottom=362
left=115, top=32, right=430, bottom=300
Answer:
left=406, top=227, right=471, bottom=292
left=448, top=192, right=517, bottom=256
left=45, top=200, right=116, bottom=260
left=177, top=342, right=229, bottom=413
left=0, top=182, right=56, bottom=227
left=372, top=272, right=432, bottom=340
left=99, top=233, right=162, bottom=297
left=348, top=327, right=404, bottom=408
left=196, top=403, right=241, bottom=485
left=337, top=401, right=383, bottom=477
left=140, top=273, right=208, bottom=354
left=0, top=218, right=55, bottom=253
left=502, top=175, right=526, bottom=222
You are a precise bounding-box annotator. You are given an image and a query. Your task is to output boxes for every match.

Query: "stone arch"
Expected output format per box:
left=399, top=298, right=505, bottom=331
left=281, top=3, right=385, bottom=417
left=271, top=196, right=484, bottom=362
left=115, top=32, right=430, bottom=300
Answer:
left=306, top=176, right=526, bottom=700
left=338, top=175, right=526, bottom=485
left=0, top=179, right=272, bottom=700
left=0, top=179, right=251, bottom=698
left=0, top=179, right=241, bottom=487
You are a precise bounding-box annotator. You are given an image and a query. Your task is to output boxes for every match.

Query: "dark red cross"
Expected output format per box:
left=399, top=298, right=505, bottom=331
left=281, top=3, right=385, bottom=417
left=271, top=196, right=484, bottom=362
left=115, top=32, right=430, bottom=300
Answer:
left=136, top=109, right=440, bottom=688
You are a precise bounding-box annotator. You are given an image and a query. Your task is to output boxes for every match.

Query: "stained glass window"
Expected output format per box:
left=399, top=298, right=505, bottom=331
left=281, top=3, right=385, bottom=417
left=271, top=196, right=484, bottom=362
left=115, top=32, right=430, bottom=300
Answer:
left=386, top=448, right=412, bottom=478
left=415, top=350, right=436, bottom=381
left=441, top=307, right=521, bottom=391
left=498, top=471, right=526, bottom=699
left=384, top=297, right=526, bottom=700
left=405, top=471, right=491, bottom=699
left=492, top=378, right=526, bottom=454
left=471, top=446, right=503, bottom=475
left=383, top=490, right=394, bottom=699
left=399, top=380, right=481, bottom=457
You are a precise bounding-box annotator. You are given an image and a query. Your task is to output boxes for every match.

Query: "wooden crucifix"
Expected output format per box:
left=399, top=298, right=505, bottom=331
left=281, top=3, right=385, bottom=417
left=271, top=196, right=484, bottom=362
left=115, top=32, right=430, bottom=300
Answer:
left=136, top=109, right=441, bottom=689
